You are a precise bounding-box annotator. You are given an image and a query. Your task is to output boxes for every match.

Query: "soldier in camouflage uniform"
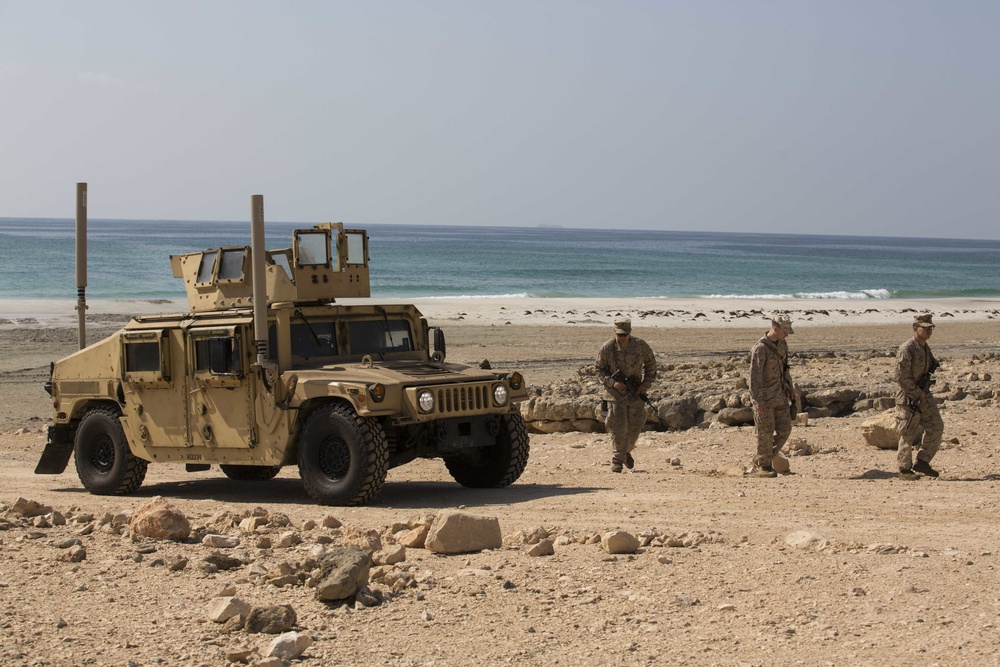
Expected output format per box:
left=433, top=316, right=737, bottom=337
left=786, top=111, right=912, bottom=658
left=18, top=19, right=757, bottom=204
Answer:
left=748, top=314, right=796, bottom=477
left=895, top=313, right=944, bottom=479
left=596, top=319, right=657, bottom=473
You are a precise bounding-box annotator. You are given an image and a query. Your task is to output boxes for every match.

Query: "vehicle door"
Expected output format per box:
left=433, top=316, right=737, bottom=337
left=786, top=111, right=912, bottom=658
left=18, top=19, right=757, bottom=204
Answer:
left=187, top=326, right=255, bottom=449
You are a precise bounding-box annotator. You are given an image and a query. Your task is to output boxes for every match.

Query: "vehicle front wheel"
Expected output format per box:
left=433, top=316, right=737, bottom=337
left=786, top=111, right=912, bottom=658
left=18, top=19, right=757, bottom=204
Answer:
left=220, top=464, right=282, bottom=481
left=297, top=403, right=389, bottom=506
left=74, top=407, right=148, bottom=495
left=444, top=412, right=530, bottom=488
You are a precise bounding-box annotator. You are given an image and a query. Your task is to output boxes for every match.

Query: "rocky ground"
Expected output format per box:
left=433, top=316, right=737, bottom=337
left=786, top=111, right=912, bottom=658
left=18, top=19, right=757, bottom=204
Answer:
left=3, top=317, right=1000, bottom=666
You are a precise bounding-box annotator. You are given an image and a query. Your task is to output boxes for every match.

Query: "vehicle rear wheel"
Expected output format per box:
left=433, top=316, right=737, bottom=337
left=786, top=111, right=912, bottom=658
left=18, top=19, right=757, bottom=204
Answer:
left=444, top=412, right=530, bottom=488
left=297, top=403, right=389, bottom=506
left=74, top=407, right=148, bottom=495
left=220, top=464, right=282, bottom=481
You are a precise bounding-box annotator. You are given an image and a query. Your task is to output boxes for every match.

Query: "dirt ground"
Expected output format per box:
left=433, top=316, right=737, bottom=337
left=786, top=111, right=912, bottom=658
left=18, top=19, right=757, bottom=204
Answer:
left=3, top=317, right=1000, bottom=666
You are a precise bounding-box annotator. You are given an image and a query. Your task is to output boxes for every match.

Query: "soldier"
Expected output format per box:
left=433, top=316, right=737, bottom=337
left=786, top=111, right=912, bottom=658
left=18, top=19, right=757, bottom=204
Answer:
left=748, top=314, right=796, bottom=477
left=895, top=313, right=944, bottom=479
left=596, top=319, right=657, bottom=473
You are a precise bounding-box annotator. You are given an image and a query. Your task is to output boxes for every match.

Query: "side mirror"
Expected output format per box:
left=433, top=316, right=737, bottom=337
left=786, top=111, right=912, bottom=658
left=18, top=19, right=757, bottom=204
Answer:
left=431, top=327, right=446, bottom=362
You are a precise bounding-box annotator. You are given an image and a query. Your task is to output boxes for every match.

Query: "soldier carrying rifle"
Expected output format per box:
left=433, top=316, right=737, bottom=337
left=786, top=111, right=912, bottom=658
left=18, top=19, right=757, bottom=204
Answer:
left=596, top=319, right=657, bottom=473
left=896, top=313, right=944, bottom=480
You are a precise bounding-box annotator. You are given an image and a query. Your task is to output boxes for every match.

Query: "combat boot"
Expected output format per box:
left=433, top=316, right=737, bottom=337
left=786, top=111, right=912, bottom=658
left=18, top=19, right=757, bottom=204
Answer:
left=624, top=452, right=635, bottom=469
left=750, top=466, right=777, bottom=478
left=898, top=469, right=919, bottom=481
left=611, top=462, right=623, bottom=473
left=913, top=459, right=939, bottom=478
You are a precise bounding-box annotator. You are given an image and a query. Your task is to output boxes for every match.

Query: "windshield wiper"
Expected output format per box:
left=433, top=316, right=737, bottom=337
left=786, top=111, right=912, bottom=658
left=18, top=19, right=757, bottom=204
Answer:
left=293, top=309, right=323, bottom=347
left=375, top=306, right=396, bottom=356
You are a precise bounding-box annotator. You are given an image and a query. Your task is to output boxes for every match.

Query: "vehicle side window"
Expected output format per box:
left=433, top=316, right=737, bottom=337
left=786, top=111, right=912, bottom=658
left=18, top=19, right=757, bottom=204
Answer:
left=348, top=320, right=412, bottom=355
left=122, top=330, right=170, bottom=384
left=194, top=336, right=243, bottom=376
left=125, top=342, right=160, bottom=372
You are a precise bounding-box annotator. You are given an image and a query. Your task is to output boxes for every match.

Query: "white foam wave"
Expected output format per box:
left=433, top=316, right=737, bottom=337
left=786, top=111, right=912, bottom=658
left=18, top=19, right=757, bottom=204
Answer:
left=703, top=289, right=891, bottom=300
left=414, top=293, right=531, bottom=300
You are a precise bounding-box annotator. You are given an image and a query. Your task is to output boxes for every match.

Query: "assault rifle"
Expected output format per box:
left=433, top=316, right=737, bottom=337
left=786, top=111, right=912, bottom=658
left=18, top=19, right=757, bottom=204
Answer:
left=902, top=358, right=940, bottom=432
left=610, top=370, right=651, bottom=404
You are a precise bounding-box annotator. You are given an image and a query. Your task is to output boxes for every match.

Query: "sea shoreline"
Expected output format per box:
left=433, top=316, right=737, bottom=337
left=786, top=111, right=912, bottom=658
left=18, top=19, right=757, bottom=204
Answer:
left=2, top=296, right=998, bottom=330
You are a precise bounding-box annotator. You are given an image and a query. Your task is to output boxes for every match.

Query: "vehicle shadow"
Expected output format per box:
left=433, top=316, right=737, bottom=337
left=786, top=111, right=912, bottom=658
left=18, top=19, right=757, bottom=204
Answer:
left=49, top=477, right=603, bottom=509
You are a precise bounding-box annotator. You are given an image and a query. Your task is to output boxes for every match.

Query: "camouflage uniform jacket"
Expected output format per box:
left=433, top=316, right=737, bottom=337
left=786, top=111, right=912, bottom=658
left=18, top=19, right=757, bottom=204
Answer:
left=895, top=338, right=937, bottom=403
left=596, top=336, right=657, bottom=400
left=748, top=335, right=792, bottom=408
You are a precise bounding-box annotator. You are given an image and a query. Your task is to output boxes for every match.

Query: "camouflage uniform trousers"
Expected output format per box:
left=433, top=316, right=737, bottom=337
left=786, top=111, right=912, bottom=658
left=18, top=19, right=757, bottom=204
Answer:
left=606, top=396, right=647, bottom=464
left=753, top=404, right=792, bottom=469
left=895, top=395, right=944, bottom=471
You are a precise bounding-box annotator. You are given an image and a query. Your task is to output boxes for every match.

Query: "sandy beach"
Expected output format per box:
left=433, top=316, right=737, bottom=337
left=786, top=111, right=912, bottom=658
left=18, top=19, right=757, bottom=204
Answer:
left=2, top=296, right=1000, bottom=665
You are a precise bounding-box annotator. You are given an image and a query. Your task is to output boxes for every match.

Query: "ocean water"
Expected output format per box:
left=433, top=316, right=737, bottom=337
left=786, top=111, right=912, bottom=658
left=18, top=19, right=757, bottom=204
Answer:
left=1, top=217, right=999, bottom=301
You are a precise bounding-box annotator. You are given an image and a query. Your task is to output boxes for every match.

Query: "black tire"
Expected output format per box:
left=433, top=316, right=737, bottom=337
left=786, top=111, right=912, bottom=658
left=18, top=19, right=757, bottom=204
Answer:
left=444, top=412, right=530, bottom=488
left=74, top=407, right=147, bottom=495
left=297, top=403, right=389, bottom=506
left=220, top=464, right=282, bottom=481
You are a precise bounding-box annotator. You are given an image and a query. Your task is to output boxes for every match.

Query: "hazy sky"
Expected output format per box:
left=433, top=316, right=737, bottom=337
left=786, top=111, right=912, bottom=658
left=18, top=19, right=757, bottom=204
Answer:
left=2, top=1, right=998, bottom=239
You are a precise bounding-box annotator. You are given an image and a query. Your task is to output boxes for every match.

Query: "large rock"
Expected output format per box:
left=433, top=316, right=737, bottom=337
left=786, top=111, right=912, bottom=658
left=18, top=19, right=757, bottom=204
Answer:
left=806, top=388, right=861, bottom=408
left=425, top=511, right=502, bottom=554
left=861, top=409, right=900, bottom=449
left=314, top=548, right=371, bottom=601
left=785, top=530, right=829, bottom=551
left=10, top=497, right=52, bottom=518
left=655, top=397, right=699, bottom=430
left=717, top=407, right=754, bottom=426
left=264, top=631, right=314, bottom=660
left=601, top=530, right=640, bottom=554
left=128, top=496, right=191, bottom=541
left=244, top=605, right=297, bottom=634
left=520, top=396, right=598, bottom=422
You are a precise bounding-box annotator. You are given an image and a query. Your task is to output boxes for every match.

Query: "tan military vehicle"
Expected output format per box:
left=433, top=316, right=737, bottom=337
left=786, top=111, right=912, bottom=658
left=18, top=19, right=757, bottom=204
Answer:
left=36, top=200, right=530, bottom=505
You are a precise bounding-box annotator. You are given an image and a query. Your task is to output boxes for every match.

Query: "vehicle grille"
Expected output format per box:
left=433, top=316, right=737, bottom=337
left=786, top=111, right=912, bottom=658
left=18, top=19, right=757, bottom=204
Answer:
left=434, top=383, right=491, bottom=414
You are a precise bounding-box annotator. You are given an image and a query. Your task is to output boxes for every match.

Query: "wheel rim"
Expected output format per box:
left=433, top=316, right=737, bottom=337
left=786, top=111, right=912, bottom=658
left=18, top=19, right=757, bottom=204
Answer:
left=90, top=435, right=116, bottom=474
left=317, top=435, right=351, bottom=481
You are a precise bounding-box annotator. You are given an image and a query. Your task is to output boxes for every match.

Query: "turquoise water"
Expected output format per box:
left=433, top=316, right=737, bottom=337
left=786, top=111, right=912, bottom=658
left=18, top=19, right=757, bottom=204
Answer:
left=1, top=218, right=998, bottom=301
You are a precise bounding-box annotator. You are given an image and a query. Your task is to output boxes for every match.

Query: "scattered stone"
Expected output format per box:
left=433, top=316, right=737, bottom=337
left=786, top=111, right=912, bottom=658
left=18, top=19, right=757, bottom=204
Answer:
left=425, top=511, right=502, bottom=554
left=601, top=530, right=640, bottom=554
left=525, top=539, right=555, bottom=557
left=314, top=548, right=371, bottom=602
left=128, top=496, right=191, bottom=541
left=207, top=597, right=251, bottom=623
left=264, top=631, right=313, bottom=660
left=785, top=530, right=829, bottom=551
left=203, top=533, right=240, bottom=548
left=10, top=497, right=52, bottom=518
left=861, top=410, right=900, bottom=449
left=244, top=605, right=297, bottom=634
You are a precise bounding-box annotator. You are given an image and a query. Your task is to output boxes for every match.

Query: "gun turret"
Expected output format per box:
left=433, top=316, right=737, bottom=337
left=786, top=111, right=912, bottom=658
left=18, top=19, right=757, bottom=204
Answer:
left=170, top=223, right=371, bottom=313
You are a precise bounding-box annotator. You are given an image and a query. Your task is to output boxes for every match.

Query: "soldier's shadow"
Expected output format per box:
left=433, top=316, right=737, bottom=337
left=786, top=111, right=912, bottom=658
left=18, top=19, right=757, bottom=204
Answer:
left=848, top=469, right=1000, bottom=482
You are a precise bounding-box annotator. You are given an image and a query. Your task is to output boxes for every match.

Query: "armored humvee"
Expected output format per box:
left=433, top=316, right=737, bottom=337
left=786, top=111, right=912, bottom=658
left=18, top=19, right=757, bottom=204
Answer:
left=37, top=203, right=530, bottom=505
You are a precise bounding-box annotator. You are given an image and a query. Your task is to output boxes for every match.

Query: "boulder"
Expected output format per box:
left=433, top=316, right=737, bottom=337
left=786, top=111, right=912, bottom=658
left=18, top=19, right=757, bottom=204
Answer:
left=315, top=548, right=371, bottom=601
left=425, top=511, right=502, bottom=554
left=10, top=497, right=52, bottom=518
left=601, top=530, right=640, bottom=554
left=128, top=496, right=191, bottom=541
left=806, top=388, right=861, bottom=408
left=655, top=397, right=699, bottom=430
left=264, top=631, right=313, bottom=660
left=244, top=605, right=297, bottom=634
left=861, top=410, right=900, bottom=449
left=717, top=407, right=754, bottom=426
left=785, top=530, right=829, bottom=551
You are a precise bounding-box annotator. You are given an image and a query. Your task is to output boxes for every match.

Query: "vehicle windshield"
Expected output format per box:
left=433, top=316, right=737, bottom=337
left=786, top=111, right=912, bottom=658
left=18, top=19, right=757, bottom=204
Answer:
left=348, top=319, right=412, bottom=356
left=271, top=316, right=415, bottom=366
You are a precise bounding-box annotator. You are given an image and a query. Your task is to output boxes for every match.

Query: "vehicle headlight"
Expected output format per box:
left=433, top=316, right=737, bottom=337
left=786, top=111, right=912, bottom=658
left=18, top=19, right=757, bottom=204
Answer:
left=417, top=389, right=435, bottom=413
left=493, top=383, right=509, bottom=406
